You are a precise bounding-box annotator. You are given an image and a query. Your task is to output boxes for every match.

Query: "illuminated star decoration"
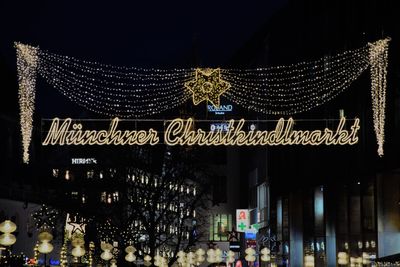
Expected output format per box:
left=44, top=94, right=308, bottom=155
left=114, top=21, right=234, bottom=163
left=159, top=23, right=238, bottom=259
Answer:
left=98, top=219, right=118, bottom=242
left=185, top=68, right=230, bottom=108
left=32, top=205, right=58, bottom=230
left=227, top=228, right=239, bottom=242
left=121, top=223, right=137, bottom=244
left=66, top=214, right=86, bottom=236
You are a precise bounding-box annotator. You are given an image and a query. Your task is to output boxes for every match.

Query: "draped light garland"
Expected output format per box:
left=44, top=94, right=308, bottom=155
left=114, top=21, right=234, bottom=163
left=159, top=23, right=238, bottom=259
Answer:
left=15, top=38, right=390, bottom=162
left=368, top=38, right=389, bottom=156
left=15, top=43, right=38, bottom=164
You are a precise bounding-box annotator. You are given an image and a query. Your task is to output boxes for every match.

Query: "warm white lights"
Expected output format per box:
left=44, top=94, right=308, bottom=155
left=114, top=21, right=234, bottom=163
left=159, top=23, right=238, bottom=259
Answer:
left=154, top=254, right=168, bottom=267
left=0, top=220, right=17, bottom=233
left=337, top=252, right=349, bottom=265
left=144, top=254, right=152, bottom=263
left=38, top=50, right=192, bottom=118
left=15, top=38, right=390, bottom=163
left=100, top=242, right=114, bottom=261
left=185, top=68, right=230, bottom=108
left=71, top=246, right=86, bottom=257
left=43, top=117, right=360, bottom=146
left=60, top=243, right=67, bottom=267
left=15, top=42, right=39, bottom=164
left=206, top=249, right=215, bottom=263
left=245, top=247, right=256, bottom=262
left=71, top=235, right=86, bottom=258
left=37, top=231, right=53, bottom=242
left=124, top=246, right=136, bottom=262
left=37, top=241, right=53, bottom=254
left=37, top=230, right=54, bottom=254
left=261, top=247, right=271, bottom=262
left=369, top=38, right=390, bottom=156
left=362, top=252, right=370, bottom=265
left=0, top=233, right=17, bottom=246
left=32, top=204, right=58, bottom=231
left=304, top=255, right=315, bottom=267
left=0, top=220, right=17, bottom=246
left=224, top=46, right=370, bottom=115
left=215, top=248, right=223, bottom=263
left=195, top=248, right=205, bottom=265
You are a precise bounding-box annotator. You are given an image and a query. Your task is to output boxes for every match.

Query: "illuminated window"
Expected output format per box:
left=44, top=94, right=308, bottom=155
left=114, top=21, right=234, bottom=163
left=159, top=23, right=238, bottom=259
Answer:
left=257, top=182, right=269, bottom=224
left=209, top=214, right=232, bottom=241
left=113, top=192, right=119, bottom=202
left=65, top=170, right=70, bottom=180
left=86, top=170, right=94, bottom=179
left=52, top=169, right=59, bottom=178
left=100, top=192, right=107, bottom=203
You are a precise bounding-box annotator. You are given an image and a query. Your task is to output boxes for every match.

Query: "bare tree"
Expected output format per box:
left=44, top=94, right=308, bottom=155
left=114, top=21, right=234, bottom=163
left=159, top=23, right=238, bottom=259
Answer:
left=94, top=146, right=211, bottom=266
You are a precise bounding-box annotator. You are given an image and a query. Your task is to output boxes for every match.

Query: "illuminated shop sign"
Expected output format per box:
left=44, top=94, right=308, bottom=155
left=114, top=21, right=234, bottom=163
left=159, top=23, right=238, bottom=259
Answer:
left=49, top=259, right=60, bottom=265
left=210, top=122, right=230, bottom=132
left=229, top=241, right=241, bottom=251
left=245, top=231, right=257, bottom=240
left=71, top=158, right=97, bottom=164
left=208, top=104, right=233, bottom=115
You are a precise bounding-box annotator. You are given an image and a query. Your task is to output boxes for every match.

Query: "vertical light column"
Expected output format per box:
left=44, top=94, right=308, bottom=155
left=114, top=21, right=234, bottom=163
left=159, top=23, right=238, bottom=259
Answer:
left=15, top=42, right=39, bottom=164
left=369, top=38, right=390, bottom=157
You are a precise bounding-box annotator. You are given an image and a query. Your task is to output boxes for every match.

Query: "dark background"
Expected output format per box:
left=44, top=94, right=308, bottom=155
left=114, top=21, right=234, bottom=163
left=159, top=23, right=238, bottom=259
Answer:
left=0, top=0, right=399, bottom=203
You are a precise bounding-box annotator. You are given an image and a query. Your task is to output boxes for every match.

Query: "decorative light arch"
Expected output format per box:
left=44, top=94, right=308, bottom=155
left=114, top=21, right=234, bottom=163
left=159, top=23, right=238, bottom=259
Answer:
left=15, top=38, right=390, bottom=163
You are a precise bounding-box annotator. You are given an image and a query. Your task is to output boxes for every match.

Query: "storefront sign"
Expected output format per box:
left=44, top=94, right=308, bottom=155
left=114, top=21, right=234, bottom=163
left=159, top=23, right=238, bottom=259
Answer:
left=49, top=259, right=60, bottom=265
left=71, top=158, right=97, bottom=164
left=229, top=241, right=241, bottom=252
left=42, top=117, right=360, bottom=146
left=236, top=209, right=250, bottom=232
left=245, top=230, right=257, bottom=240
left=210, top=122, right=230, bottom=132
left=208, top=104, right=233, bottom=115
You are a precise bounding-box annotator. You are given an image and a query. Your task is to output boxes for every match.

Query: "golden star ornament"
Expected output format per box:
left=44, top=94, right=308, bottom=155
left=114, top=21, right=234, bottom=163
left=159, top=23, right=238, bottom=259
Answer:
left=185, top=68, right=230, bottom=108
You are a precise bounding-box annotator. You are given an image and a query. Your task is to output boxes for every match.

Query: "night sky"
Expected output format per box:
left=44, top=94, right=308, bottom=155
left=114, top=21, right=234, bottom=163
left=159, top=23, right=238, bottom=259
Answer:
left=0, top=0, right=287, bottom=118
left=1, top=1, right=285, bottom=66
left=0, top=0, right=398, bottom=175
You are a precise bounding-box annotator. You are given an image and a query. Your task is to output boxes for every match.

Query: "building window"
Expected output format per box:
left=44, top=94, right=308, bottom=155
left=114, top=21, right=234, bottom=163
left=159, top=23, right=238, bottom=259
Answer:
left=209, top=214, right=232, bottom=241
left=257, top=182, right=269, bottom=224
left=100, top=192, right=107, bottom=203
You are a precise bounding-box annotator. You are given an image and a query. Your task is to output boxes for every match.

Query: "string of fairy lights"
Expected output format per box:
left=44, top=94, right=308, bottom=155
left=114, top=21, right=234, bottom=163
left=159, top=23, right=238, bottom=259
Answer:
left=15, top=38, right=390, bottom=163
left=37, top=51, right=193, bottom=117
left=15, top=43, right=39, bottom=164
left=222, top=46, right=371, bottom=114
left=368, top=38, right=390, bottom=156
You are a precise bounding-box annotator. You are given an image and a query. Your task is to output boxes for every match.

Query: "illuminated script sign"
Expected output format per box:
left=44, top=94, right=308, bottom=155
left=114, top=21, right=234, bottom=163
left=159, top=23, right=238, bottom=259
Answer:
left=42, top=117, right=360, bottom=146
